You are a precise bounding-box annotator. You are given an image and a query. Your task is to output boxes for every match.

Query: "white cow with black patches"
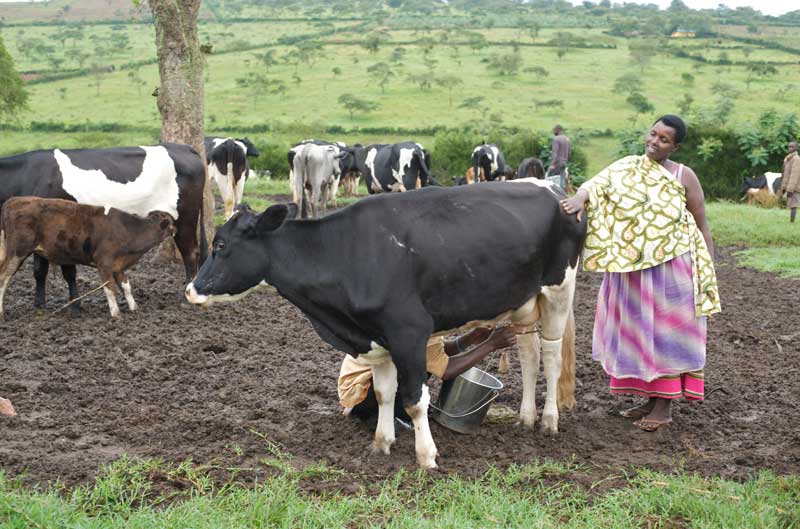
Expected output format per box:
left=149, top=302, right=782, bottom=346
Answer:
left=343, top=142, right=432, bottom=194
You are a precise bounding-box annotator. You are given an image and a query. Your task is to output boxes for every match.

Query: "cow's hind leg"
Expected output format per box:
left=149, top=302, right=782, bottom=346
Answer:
left=114, top=271, right=136, bottom=312
left=61, top=265, right=80, bottom=316
left=390, top=330, right=438, bottom=469
left=98, top=267, right=121, bottom=319
left=173, top=211, right=200, bottom=283
left=33, top=255, right=49, bottom=308
left=0, top=255, right=27, bottom=320
left=537, top=265, right=578, bottom=434
left=370, top=354, right=398, bottom=455
left=510, top=296, right=542, bottom=428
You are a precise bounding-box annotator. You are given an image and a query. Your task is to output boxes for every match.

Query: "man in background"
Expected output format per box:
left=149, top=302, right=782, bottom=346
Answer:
left=548, top=125, right=571, bottom=190
left=780, top=141, right=799, bottom=223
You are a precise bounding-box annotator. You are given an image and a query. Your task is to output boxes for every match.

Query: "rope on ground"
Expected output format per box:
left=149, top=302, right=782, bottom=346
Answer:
left=52, top=281, right=110, bottom=314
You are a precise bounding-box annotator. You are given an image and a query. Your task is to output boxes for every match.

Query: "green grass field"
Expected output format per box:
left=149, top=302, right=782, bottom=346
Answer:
left=1, top=456, right=798, bottom=529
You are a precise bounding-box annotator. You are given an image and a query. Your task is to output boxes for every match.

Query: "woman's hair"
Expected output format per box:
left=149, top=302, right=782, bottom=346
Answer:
left=652, top=114, right=686, bottom=144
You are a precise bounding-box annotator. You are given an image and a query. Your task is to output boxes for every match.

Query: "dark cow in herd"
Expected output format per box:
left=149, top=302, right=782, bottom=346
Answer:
left=344, top=142, right=433, bottom=194
left=0, top=143, right=206, bottom=313
left=186, top=178, right=585, bottom=468
left=0, top=198, right=174, bottom=319
left=204, top=136, right=260, bottom=219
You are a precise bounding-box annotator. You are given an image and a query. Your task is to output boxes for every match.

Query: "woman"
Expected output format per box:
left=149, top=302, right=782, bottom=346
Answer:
left=561, top=115, right=721, bottom=432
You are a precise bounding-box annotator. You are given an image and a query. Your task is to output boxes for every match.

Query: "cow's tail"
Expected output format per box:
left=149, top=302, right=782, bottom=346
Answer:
left=556, top=307, right=576, bottom=411
left=416, top=148, right=431, bottom=185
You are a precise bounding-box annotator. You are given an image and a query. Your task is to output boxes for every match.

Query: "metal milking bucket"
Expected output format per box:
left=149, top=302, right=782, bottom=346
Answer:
left=430, top=367, right=503, bottom=434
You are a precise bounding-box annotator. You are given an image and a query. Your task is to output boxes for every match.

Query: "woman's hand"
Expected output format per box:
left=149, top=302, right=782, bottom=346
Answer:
left=486, top=326, right=517, bottom=350
left=560, top=195, right=586, bottom=222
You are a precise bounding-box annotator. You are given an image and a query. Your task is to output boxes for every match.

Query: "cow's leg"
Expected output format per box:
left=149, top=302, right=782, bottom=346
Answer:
left=33, top=255, right=49, bottom=308
left=517, top=330, right=541, bottom=428
left=370, top=354, right=398, bottom=455
left=234, top=174, right=246, bottom=214
left=537, top=265, right=578, bottom=433
left=174, top=211, right=200, bottom=283
left=98, top=267, right=121, bottom=318
left=215, top=172, right=235, bottom=220
left=0, top=255, right=27, bottom=320
left=114, top=271, right=136, bottom=312
left=61, top=265, right=81, bottom=316
left=390, top=329, right=437, bottom=469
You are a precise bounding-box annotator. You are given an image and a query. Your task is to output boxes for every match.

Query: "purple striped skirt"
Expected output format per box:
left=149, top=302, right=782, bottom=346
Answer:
left=592, top=252, right=707, bottom=399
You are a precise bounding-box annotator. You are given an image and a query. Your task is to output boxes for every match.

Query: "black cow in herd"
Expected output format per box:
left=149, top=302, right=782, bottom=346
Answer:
left=344, top=142, right=433, bottom=194
left=0, top=143, right=206, bottom=313
left=186, top=178, right=585, bottom=468
left=204, top=136, right=260, bottom=220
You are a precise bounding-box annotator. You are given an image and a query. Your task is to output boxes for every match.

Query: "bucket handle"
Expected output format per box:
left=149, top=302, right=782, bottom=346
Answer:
left=429, top=389, right=500, bottom=419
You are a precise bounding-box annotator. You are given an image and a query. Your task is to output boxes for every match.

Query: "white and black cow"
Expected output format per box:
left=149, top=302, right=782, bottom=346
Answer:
left=185, top=179, right=586, bottom=468
left=472, top=143, right=507, bottom=182
left=292, top=143, right=341, bottom=219
left=204, top=137, right=259, bottom=219
left=288, top=140, right=357, bottom=207
left=344, top=142, right=432, bottom=194
left=741, top=172, right=782, bottom=203
left=0, top=143, right=206, bottom=313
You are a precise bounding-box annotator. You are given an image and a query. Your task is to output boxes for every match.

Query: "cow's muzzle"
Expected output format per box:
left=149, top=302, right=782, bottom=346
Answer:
left=185, top=282, right=209, bottom=307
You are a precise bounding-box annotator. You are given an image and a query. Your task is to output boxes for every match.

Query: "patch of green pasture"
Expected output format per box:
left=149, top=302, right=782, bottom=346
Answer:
left=0, top=456, right=797, bottom=529
left=735, top=247, right=800, bottom=278
left=705, top=201, right=800, bottom=247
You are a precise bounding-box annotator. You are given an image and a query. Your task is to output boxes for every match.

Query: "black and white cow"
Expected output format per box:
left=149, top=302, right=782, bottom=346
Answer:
left=472, top=143, right=507, bottom=182
left=204, top=137, right=259, bottom=219
left=344, top=142, right=432, bottom=194
left=292, top=143, right=341, bottom=219
left=288, top=140, right=357, bottom=207
left=185, top=178, right=585, bottom=468
left=0, top=143, right=206, bottom=312
left=741, top=172, right=782, bottom=203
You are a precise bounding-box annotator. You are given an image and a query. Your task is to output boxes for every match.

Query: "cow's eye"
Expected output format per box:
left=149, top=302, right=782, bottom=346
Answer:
left=214, top=240, right=225, bottom=252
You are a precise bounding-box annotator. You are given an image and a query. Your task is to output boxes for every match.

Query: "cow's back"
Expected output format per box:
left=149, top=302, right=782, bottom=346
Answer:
left=311, top=180, right=585, bottom=331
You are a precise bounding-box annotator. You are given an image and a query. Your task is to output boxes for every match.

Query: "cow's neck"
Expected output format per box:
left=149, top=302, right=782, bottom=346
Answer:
left=262, top=220, right=332, bottom=300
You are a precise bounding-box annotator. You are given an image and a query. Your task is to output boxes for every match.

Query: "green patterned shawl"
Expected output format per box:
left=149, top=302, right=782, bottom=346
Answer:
left=580, top=155, right=721, bottom=317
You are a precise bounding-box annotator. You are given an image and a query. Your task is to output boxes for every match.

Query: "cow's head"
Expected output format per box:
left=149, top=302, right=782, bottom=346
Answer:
left=238, top=137, right=260, bottom=157
left=185, top=203, right=298, bottom=307
left=147, top=211, right=177, bottom=239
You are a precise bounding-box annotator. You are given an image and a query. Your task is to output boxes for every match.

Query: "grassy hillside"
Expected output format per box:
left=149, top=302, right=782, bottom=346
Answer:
left=1, top=5, right=799, bottom=177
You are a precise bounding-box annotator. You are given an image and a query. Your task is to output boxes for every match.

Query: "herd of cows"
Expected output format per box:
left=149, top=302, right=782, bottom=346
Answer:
left=0, top=134, right=588, bottom=468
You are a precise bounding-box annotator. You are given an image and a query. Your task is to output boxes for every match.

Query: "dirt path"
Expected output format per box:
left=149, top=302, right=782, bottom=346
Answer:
left=1, top=247, right=798, bottom=489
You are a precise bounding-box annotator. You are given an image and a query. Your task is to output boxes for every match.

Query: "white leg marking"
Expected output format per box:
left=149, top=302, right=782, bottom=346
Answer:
left=405, top=385, right=438, bottom=469
left=517, top=331, right=541, bottom=428
left=121, top=280, right=136, bottom=312
left=234, top=172, right=246, bottom=213
left=540, top=337, right=562, bottom=433
left=103, top=285, right=121, bottom=319
left=371, top=357, right=398, bottom=455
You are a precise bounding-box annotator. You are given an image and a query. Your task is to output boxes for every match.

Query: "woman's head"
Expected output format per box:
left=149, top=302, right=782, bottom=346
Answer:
left=645, top=114, right=686, bottom=162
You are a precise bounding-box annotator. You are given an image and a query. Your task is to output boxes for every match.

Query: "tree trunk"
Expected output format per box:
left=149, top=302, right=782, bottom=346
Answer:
left=149, top=0, right=214, bottom=263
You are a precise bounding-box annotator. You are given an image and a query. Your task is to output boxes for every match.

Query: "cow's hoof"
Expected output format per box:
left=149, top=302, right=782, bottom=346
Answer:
left=540, top=413, right=559, bottom=434
left=371, top=438, right=394, bottom=456
left=416, top=452, right=438, bottom=470
left=516, top=412, right=537, bottom=429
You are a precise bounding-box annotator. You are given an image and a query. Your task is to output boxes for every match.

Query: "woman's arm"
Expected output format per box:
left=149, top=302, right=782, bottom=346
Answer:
left=441, top=327, right=517, bottom=380
left=682, top=166, right=714, bottom=259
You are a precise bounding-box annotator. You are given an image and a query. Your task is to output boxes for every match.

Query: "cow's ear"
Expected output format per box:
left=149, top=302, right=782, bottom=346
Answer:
left=256, top=203, right=298, bottom=234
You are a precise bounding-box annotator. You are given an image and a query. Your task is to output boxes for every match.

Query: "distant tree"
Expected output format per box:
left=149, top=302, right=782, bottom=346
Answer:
left=58, top=87, right=67, bottom=100
left=254, top=50, right=277, bottom=71
left=741, top=47, right=753, bottom=59
left=418, top=36, right=436, bottom=56
left=550, top=32, right=575, bottom=62
left=89, top=63, right=105, bottom=96
left=746, top=24, right=759, bottom=34
left=745, top=63, right=778, bottom=90
left=367, top=62, right=395, bottom=93
left=711, top=80, right=739, bottom=99
left=292, top=73, right=302, bottom=85
left=680, top=72, right=695, bottom=85
left=467, top=32, right=487, bottom=54
left=488, top=51, right=522, bottom=76
left=236, top=72, right=270, bottom=109
left=434, top=74, right=463, bottom=107
left=523, top=65, right=550, bottom=79
left=626, top=91, right=654, bottom=117
left=127, top=68, right=146, bottom=95
left=676, top=93, right=694, bottom=115
left=47, top=56, right=65, bottom=71
left=717, top=50, right=730, bottom=64
left=668, top=0, right=688, bottom=11
left=338, top=93, right=378, bottom=120
left=406, top=72, right=432, bottom=91
left=458, top=95, right=485, bottom=109
left=390, top=47, right=405, bottom=63
left=0, top=35, right=29, bottom=122
left=331, top=66, right=342, bottom=77
left=528, top=21, right=541, bottom=41
left=628, top=40, right=657, bottom=73
left=270, top=80, right=287, bottom=100
left=362, top=32, right=385, bottom=54
left=613, top=72, right=643, bottom=95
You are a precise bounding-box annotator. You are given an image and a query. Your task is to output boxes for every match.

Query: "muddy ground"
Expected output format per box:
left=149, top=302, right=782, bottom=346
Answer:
left=1, top=237, right=798, bottom=491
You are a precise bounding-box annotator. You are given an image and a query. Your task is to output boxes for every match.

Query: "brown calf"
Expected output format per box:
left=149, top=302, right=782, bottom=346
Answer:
left=0, top=197, right=174, bottom=319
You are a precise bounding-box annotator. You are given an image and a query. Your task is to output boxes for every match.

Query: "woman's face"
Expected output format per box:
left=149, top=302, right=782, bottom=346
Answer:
left=644, top=121, right=679, bottom=162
